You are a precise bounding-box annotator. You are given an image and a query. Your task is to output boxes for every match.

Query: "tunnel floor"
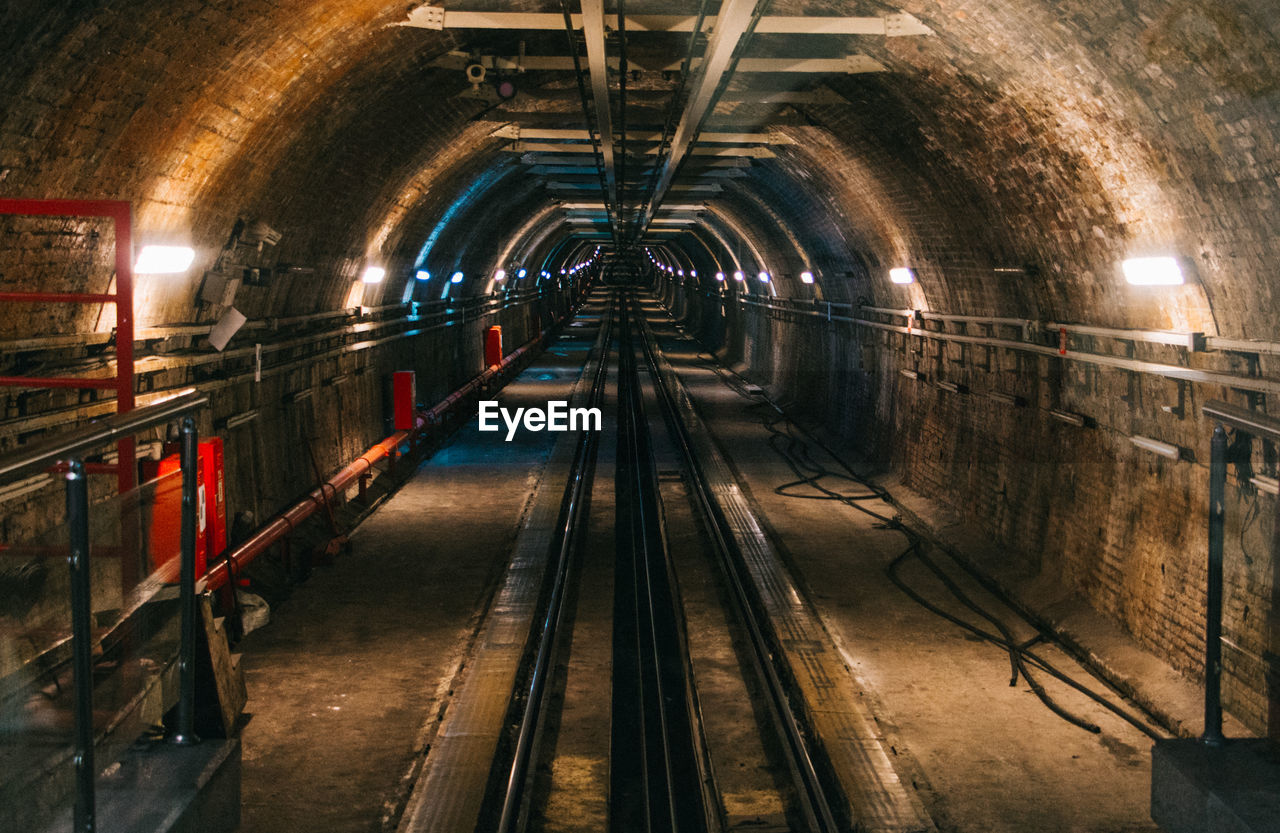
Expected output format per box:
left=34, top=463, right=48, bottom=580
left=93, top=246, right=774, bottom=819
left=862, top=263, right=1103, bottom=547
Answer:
left=233, top=291, right=1188, bottom=833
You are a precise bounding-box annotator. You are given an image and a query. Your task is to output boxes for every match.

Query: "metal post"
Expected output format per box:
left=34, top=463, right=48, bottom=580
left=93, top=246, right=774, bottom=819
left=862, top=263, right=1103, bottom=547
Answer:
left=66, top=459, right=96, bottom=833
left=1203, top=424, right=1227, bottom=746
left=172, top=417, right=200, bottom=745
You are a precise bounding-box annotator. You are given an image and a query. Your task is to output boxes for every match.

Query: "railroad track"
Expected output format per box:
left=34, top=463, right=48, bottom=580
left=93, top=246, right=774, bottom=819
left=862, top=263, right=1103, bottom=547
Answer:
left=401, top=288, right=927, bottom=833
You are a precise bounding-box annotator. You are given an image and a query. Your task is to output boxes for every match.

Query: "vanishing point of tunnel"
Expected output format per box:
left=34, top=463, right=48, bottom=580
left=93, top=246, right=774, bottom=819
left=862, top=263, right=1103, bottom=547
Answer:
left=1, top=2, right=1278, bottom=833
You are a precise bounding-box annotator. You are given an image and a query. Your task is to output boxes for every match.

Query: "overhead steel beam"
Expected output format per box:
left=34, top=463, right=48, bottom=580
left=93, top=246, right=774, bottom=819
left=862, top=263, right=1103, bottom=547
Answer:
left=430, top=52, right=886, bottom=74
left=560, top=202, right=707, bottom=211
left=400, top=8, right=935, bottom=37
left=494, top=126, right=794, bottom=145
left=510, top=142, right=775, bottom=157
left=640, top=0, right=763, bottom=232
left=521, top=153, right=752, bottom=168
left=579, top=0, right=619, bottom=230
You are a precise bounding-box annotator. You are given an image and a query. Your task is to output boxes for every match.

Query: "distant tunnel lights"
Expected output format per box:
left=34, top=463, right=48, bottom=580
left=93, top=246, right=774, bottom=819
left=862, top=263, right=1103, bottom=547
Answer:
left=733, top=271, right=744, bottom=281
left=715, top=272, right=725, bottom=281
left=494, top=269, right=506, bottom=281
left=416, top=270, right=431, bottom=281
left=362, top=266, right=386, bottom=284
left=800, top=271, right=815, bottom=284
left=1123, top=257, right=1183, bottom=286
left=451, top=272, right=464, bottom=283
left=890, top=267, right=915, bottom=285
left=134, top=245, right=195, bottom=274
left=758, top=271, right=770, bottom=282
left=517, top=268, right=527, bottom=278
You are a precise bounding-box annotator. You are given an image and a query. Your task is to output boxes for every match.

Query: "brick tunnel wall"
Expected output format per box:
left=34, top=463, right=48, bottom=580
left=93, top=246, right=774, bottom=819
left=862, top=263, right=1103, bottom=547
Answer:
left=670, top=280, right=1276, bottom=736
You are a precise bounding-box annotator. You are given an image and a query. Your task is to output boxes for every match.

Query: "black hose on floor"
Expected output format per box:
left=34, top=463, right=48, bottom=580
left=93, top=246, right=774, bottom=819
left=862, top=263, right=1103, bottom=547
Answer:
left=680, top=342, right=1169, bottom=742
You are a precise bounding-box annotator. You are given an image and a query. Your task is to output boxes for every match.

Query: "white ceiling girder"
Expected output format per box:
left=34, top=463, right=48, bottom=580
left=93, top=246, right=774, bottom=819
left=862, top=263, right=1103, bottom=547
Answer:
left=433, top=52, right=885, bottom=75
left=494, top=126, right=794, bottom=145
left=400, top=8, right=935, bottom=37
left=510, top=142, right=775, bottom=158
left=561, top=202, right=707, bottom=211
left=641, top=0, right=763, bottom=231
left=579, top=0, right=618, bottom=233
left=521, top=154, right=751, bottom=168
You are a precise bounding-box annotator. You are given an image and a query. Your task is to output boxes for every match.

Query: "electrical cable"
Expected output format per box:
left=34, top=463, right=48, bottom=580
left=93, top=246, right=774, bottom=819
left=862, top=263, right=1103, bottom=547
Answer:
left=680, top=338, right=1170, bottom=742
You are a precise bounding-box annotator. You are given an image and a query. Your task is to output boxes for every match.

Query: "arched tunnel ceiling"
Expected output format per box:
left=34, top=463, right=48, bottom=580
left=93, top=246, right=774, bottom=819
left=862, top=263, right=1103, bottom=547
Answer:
left=2, top=0, right=1278, bottom=337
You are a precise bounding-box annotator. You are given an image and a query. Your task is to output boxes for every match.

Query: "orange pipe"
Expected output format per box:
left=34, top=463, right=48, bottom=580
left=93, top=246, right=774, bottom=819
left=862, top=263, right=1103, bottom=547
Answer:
left=203, top=324, right=557, bottom=592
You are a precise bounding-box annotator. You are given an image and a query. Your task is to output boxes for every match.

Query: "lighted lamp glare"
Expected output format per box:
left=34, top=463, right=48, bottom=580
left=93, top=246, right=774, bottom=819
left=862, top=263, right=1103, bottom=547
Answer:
left=800, top=271, right=815, bottom=284
left=758, top=271, right=770, bottom=282
left=890, top=267, right=915, bottom=285
left=1123, top=257, right=1183, bottom=286
left=416, top=270, right=431, bottom=281
left=134, top=245, right=195, bottom=274
left=361, top=266, right=386, bottom=284
left=733, top=271, right=744, bottom=281
left=494, top=269, right=506, bottom=281
left=451, top=272, right=464, bottom=284
left=715, top=272, right=725, bottom=281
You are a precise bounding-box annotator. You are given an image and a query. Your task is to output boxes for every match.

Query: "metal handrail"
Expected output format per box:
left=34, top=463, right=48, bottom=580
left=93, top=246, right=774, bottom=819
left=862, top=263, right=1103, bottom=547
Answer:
left=1199, top=400, right=1280, bottom=748
left=0, top=390, right=209, bottom=484
left=1, top=387, right=208, bottom=833
left=1203, top=400, right=1280, bottom=443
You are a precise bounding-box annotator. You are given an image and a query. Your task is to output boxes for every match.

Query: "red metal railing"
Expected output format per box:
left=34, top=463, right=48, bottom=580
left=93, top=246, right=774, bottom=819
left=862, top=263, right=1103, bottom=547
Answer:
left=0, top=198, right=136, bottom=493
left=202, top=328, right=551, bottom=593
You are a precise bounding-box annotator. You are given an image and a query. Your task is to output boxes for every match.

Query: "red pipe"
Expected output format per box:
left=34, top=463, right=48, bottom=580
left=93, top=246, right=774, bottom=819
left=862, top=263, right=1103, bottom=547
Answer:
left=202, top=325, right=557, bottom=592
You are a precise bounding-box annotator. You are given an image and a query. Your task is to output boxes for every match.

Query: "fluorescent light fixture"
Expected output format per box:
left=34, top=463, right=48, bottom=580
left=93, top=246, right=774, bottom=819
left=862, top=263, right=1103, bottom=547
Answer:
left=362, top=266, right=385, bottom=284
left=1123, top=256, right=1183, bottom=286
left=800, top=271, right=815, bottom=284
left=715, top=272, right=725, bottom=281
left=450, top=271, right=464, bottom=283
left=494, top=269, right=506, bottom=281
left=135, top=245, right=195, bottom=274
left=416, top=270, right=431, bottom=281
left=758, top=271, right=770, bottom=282
left=733, top=270, right=744, bottom=281
left=890, top=267, right=915, bottom=284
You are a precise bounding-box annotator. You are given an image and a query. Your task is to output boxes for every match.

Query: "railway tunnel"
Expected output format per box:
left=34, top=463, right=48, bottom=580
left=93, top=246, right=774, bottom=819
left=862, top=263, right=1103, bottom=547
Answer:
left=1, top=2, right=1278, bottom=832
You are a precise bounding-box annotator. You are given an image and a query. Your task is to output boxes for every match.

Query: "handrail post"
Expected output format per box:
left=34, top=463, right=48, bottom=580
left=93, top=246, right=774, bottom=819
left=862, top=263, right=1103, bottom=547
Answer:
left=172, top=417, right=200, bottom=745
left=66, top=459, right=96, bottom=833
left=1203, top=424, right=1227, bottom=746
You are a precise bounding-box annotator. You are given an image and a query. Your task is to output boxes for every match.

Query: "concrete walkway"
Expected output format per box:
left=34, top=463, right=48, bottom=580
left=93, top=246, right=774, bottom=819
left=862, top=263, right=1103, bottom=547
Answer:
left=647, top=304, right=1169, bottom=833
left=232, top=304, right=606, bottom=833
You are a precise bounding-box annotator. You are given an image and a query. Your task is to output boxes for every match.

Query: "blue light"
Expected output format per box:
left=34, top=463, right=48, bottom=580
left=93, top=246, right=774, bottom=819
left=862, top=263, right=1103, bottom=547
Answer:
left=416, top=270, right=431, bottom=281
left=451, top=271, right=464, bottom=284
left=517, top=268, right=527, bottom=278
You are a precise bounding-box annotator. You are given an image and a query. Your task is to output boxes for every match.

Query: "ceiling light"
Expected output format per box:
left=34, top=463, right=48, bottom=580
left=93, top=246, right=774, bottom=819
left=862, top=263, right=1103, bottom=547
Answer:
left=451, top=271, right=464, bottom=283
left=733, top=271, right=744, bottom=281
left=758, top=271, right=770, bottom=282
left=890, top=267, right=915, bottom=284
left=416, top=270, right=431, bottom=281
left=362, top=266, right=385, bottom=284
left=494, top=269, right=506, bottom=281
left=135, top=245, right=195, bottom=274
left=800, top=271, right=815, bottom=284
left=715, top=272, right=725, bottom=281
left=517, top=268, right=527, bottom=278
left=1123, top=256, right=1183, bottom=286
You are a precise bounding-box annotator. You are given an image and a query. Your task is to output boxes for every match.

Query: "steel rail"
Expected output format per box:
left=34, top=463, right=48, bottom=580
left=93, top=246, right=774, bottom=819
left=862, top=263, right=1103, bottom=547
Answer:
left=613, top=293, right=714, bottom=833
left=496, top=292, right=616, bottom=833
left=632, top=301, right=841, bottom=833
